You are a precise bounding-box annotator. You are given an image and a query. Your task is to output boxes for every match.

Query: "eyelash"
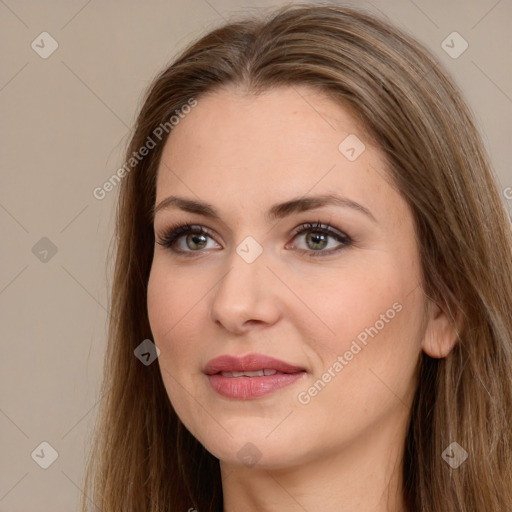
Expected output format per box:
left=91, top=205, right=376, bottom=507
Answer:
left=155, top=221, right=353, bottom=258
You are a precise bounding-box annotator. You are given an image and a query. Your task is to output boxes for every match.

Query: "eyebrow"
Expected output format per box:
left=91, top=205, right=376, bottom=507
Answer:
left=152, top=193, right=376, bottom=223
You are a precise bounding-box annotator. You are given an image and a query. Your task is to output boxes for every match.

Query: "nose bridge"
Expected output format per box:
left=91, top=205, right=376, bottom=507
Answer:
left=216, top=238, right=267, bottom=305
left=210, top=237, right=279, bottom=331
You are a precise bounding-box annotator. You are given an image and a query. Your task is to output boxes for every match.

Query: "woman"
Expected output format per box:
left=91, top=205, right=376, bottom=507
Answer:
left=82, top=4, right=512, bottom=511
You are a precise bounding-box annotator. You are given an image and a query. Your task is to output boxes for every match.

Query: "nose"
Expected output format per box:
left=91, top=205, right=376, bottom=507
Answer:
left=210, top=243, right=281, bottom=334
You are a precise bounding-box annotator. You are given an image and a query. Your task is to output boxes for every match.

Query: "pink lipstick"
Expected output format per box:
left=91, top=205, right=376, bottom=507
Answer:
left=204, top=353, right=307, bottom=400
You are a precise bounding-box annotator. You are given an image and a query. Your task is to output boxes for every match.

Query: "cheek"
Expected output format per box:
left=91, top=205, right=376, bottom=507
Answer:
left=146, top=261, right=200, bottom=362
left=295, top=257, right=424, bottom=398
left=296, top=261, right=413, bottom=348
left=291, top=293, right=423, bottom=452
left=147, top=262, right=205, bottom=415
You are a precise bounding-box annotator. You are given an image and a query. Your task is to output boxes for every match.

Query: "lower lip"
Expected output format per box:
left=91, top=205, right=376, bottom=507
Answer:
left=207, top=372, right=306, bottom=400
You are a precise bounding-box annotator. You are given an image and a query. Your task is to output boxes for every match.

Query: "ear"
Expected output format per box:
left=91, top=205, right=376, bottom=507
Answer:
left=421, top=299, right=461, bottom=359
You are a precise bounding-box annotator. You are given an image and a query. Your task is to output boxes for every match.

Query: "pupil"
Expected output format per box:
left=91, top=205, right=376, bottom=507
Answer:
left=307, top=232, right=327, bottom=250
left=188, top=233, right=207, bottom=250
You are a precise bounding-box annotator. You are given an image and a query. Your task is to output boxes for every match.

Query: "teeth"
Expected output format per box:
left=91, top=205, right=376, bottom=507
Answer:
left=220, top=369, right=279, bottom=377
left=244, top=370, right=264, bottom=377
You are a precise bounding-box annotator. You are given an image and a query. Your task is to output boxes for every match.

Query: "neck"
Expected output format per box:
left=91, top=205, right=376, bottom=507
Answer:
left=220, top=410, right=409, bottom=512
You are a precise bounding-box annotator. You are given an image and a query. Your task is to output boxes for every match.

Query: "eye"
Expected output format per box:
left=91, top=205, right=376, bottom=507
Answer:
left=155, top=224, right=220, bottom=254
left=287, top=221, right=352, bottom=257
left=155, top=221, right=353, bottom=257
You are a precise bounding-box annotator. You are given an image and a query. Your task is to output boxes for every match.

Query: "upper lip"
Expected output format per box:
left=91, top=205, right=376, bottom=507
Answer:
left=204, top=353, right=306, bottom=375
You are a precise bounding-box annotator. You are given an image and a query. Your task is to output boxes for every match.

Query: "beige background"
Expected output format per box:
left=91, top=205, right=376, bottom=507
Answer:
left=0, top=0, right=511, bottom=510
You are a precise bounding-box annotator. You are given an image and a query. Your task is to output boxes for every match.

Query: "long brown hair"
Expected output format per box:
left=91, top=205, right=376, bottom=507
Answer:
left=82, top=3, right=512, bottom=511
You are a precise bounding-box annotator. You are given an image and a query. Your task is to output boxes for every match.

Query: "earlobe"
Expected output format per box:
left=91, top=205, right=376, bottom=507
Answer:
left=421, top=300, right=462, bottom=359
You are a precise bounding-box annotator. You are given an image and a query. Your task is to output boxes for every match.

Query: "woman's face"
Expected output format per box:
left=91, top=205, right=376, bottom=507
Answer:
left=147, top=85, right=429, bottom=470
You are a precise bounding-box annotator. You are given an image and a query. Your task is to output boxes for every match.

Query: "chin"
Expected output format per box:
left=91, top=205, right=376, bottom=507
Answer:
left=197, top=429, right=306, bottom=470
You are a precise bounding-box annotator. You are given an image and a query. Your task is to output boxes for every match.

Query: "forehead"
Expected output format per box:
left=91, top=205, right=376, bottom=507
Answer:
left=159, top=85, right=372, bottom=166
left=154, top=85, right=402, bottom=226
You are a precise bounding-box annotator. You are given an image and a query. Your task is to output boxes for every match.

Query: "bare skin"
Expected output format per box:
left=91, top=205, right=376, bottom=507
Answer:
left=147, top=85, right=458, bottom=511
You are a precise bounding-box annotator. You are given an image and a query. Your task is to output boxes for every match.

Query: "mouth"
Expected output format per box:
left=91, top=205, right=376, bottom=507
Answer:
left=204, top=353, right=307, bottom=400
left=203, top=353, right=306, bottom=375
left=219, top=369, right=288, bottom=377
